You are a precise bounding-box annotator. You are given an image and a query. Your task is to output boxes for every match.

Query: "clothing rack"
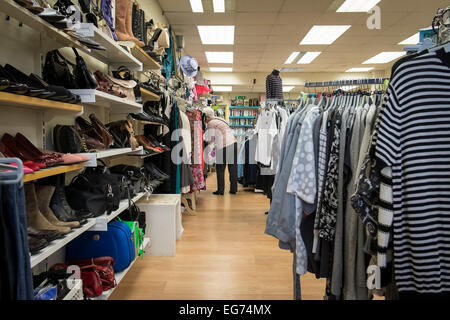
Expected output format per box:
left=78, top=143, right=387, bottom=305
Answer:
left=0, top=158, right=23, bottom=186
left=304, top=78, right=389, bottom=88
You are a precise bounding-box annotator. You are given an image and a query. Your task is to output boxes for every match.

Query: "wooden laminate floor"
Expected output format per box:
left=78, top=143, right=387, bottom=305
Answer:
left=111, top=172, right=326, bottom=300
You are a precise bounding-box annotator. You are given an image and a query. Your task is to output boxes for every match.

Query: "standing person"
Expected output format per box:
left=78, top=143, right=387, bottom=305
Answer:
left=203, top=107, right=238, bottom=195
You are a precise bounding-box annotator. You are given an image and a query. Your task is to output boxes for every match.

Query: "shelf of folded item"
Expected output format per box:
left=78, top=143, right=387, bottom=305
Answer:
left=80, top=147, right=144, bottom=167
left=229, top=116, right=257, bottom=119
left=69, top=89, right=143, bottom=114
left=30, top=218, right=96, bottom=268
left=80, top=26, right=143, bottom=71
left=23, top=163, right=85, bottom=183
left=0, top=92, right=83, bottom=113
left=229, top=106, right=261, bottom=109
left=0, top=0, right=89, bottom=52
left=230, top=124, right=254, bottom=128
left=94, top=237, right=150, bottom=300
left=88, top=192, right=149, bottom=232
left=140, top=88, right=160, bottom=101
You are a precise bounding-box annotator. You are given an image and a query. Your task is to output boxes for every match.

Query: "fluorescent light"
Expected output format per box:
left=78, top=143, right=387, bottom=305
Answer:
left=398, top=27, right=432, bottom=45
left=399, top=33, right=420, bottom=45
left=205, top=52, right=234, bottom=63
left=346, top=67, right=374, bottom=72
left=189, top=0, right=203, bottom=12
left=337, top=0, right=381, bottom=12
left=198, top=26, right=234, bottom=45
left=300, top=25, right=351, bottom=45
left=363, top=52, right=406, bottom=64
left=284, top=52, right=300, bottom=64
left=297, top=52, right=322, bottom=64
left=283, top=86, right=295, bottom=92
left=210, top=67, right=233, bottom=72
left=280, top=68, right=302, bottom=72
left=213, top=0, right=225, bottom=12
left=212, top=86, right=232, bottom=92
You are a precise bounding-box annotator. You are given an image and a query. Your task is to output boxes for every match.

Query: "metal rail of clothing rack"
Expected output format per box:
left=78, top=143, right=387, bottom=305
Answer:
left=304, top=78, right=389, bottom=88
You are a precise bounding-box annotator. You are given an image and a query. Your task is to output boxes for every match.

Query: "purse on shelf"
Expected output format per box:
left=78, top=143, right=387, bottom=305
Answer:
left=72, top=48, right=98, bottom=89
left=112, top=66, right=142, bottom=103
left=105, top=74, right=137, bottom=102
left=106, top=120, right=139, bottom=150
left=43, top=50, right=76, bottom=89
left=75, top=114, right=114, bottom=151
left=66, top=257, right=116, bottom=294
left=53, top=125, right=83, bottom=154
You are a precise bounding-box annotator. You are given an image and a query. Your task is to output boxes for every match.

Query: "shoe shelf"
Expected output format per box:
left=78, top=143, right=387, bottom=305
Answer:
left=116, top=42, right=160, bottom=71
left=93, top=237, right=150, bottom=300
left=140, top=88, right=160, bottom=102
left=80, top=147, right=144, bottom=167
left=89, top=191, right=149, bottom=231
left=23, top=163, right=85, bottom=183
left=0, top=0, right=89, bottom=52
left=128, top=151, right=163, bottom=159
left=29, top=218, right=97, bottom=268
left=69, top=89, right=143, bottom=114
left=86, top=26, right=143, bottom=71
left=0, top=92, right=83, bottom=113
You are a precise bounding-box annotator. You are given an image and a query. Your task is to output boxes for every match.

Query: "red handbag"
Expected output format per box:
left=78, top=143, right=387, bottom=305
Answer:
left=50, top=262, right=104, bottom=298
left=67, top=257, right=117, bottom=294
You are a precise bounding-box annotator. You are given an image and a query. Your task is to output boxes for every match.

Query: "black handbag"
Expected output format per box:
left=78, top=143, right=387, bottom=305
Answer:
left=72, top=48, right=98, bottom=89
left=43, top=50, right=76, bottom=89
left=53, top=125, right=83, bottom=154
left=110, top=165, right=146, bottom=196
left=119, top=200, right=146, bottom=233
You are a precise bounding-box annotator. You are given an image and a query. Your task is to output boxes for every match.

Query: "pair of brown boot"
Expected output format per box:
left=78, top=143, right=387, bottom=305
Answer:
left=115, top=0, right=145, bottom=47
left=25, top=184, right=79, bottom=236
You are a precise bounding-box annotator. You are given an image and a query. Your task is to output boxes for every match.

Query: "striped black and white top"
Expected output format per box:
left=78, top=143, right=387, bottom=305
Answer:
left=376, top=50, right=450, bottom=294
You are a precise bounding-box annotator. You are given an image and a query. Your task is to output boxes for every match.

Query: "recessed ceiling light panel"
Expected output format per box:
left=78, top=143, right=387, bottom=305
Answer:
left=205, top=52, right=234, bottom=64
left=210, top=67, right=233, bottom=72
left=284, top=52, right=300, bottom=64
left=198, top=26, right=235, bottom=45
left=300, top=25, right=351, bottom=45
left=213, top=0, right=225, bottom=12
left=363, top=52, right=406, bottom=64
left=213, top=86, right=232, bottom=92
left=189, top=0, right=203, bottom=12
left=297, top=52, right=322, bottom=64
left=337, top=0, right=382, bottom=12
left=280, top=68, right=302, bottom=72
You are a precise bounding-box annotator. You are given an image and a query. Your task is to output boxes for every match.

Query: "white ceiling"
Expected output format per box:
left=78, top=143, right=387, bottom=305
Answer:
left=157, top=0, right=449, bottom=91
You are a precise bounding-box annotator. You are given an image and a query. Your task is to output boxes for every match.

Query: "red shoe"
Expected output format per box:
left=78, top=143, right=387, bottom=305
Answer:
left=15, top=132, right=63, bottom=166
left=0, top=135, right=46, bottom=170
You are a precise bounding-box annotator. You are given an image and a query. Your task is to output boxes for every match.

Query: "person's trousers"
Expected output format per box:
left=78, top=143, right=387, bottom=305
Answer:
left=1, top=183, right=34, bottom=300
left=216, top=143, right=238, bottom=193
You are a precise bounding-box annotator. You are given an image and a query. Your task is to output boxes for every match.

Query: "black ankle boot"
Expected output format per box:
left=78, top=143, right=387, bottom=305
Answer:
left=213, top=191, right=224, bottom=195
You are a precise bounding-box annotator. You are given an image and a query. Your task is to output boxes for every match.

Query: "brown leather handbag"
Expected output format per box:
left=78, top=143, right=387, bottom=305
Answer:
left=75, top=114, right=114, bottom=151
left=106, top=120, right=139, bottom=150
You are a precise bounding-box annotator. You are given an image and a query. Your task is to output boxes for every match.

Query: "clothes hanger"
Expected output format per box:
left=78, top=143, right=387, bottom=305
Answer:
left=0, top=158, right=24, bottom=186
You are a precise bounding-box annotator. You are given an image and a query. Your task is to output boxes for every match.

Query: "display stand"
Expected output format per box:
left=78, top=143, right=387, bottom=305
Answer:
left=139, top=194, right=182, bottom=256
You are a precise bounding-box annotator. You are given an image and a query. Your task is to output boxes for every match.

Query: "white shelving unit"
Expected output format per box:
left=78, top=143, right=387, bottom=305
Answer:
left=30, top=219, right=96, bottom=268
left=89, top=192, right=149, bottom=231
left=69, top=89, right=143, bottom=114
left=93, top=237, right=150, bottom=300
left=88, top=26, right=143, bottom=71
left=81, top=147, right=144, bottom=167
